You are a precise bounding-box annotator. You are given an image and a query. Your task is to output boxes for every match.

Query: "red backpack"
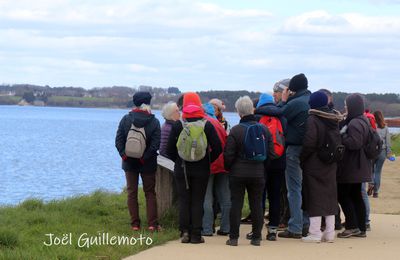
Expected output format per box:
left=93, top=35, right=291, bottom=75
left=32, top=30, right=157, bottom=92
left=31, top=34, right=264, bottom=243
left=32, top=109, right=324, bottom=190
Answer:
left=259, top=115, right=285, bottom=158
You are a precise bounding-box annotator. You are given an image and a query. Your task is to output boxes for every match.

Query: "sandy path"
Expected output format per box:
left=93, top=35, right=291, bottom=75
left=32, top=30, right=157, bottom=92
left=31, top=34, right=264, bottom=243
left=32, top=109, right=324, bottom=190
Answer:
left=124, top=160, right=400, bottom=260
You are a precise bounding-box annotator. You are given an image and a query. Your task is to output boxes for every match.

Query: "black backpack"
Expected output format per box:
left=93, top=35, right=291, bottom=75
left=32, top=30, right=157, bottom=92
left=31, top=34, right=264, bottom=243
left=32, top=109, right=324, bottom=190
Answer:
left=317, top=127, right=345, bottom=164
left=361, top=118, right=383, bottom=160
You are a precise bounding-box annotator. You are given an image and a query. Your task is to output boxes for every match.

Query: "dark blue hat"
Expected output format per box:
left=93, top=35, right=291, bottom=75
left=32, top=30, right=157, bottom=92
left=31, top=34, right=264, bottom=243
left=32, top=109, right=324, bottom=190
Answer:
left=133, top=91, right=152, bottom=107
left=309, top=91, right=328, bottom=109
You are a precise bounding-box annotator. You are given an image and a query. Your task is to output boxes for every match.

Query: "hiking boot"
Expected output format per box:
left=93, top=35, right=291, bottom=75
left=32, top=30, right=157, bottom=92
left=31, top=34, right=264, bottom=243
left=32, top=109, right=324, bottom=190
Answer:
left=302, top=235, right=321, bottom=243
left=216, top=230, right=229, bottom=236
left=337, top=229, right=361, bottom=238
left=278, top=230, right=302, bottom=239
left=250, top=238, right=261, bottom=246
left=373, top=193, right=379, bottom=198
left=366, top=224, right=371, bottom=231
left=181, top=232, right=190, bottom=243
left=226, top=238, right=238, bottom=246
left=266, top=232, right=277, bottom=241
left=190, top=236, right=205, bottom=244
left=246, top=232, right=253, bottom=240
left=353, top=231, right=367, bottom=238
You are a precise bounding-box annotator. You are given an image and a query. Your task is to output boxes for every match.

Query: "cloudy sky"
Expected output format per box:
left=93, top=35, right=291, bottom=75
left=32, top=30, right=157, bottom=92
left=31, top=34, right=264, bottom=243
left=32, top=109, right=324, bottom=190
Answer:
left=1, top=0, right=399, bottom=93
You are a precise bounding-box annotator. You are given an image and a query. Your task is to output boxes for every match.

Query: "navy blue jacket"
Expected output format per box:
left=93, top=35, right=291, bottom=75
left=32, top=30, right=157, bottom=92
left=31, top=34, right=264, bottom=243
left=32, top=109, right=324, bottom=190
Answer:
left=115, top=110, right=161, bottom=173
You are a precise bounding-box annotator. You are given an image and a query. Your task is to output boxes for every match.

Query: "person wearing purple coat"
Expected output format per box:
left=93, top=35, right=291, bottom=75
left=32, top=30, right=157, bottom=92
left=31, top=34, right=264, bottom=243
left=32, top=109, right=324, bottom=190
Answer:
left=159, top=102, right=180, bottom=157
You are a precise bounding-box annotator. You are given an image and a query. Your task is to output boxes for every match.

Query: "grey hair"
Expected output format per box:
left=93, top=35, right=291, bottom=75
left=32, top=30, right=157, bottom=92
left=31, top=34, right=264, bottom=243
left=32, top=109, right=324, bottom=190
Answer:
left=235, top=96, right=254, bottom=117
left=161, top=102, right=178, bottom=120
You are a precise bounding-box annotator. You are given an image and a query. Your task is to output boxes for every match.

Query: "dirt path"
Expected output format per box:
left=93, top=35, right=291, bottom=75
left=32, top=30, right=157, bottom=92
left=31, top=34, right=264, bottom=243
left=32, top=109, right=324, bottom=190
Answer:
left=124, top=160, right=400, bottom=260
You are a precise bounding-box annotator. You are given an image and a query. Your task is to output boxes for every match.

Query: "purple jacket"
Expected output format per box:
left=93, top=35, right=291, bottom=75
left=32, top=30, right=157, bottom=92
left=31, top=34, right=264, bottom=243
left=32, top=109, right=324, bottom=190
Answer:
left=159, top=120, right=174, bottom=157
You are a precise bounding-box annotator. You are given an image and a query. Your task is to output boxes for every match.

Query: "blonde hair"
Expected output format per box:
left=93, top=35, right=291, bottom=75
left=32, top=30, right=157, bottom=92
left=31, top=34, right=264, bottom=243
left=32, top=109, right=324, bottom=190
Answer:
left=139, top=103, right=151, bottom=113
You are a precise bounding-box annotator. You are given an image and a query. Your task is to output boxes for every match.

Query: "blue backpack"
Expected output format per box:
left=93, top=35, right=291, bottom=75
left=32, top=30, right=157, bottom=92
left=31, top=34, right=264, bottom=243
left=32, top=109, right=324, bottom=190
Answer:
left=240, top=123, right=267, bottom=161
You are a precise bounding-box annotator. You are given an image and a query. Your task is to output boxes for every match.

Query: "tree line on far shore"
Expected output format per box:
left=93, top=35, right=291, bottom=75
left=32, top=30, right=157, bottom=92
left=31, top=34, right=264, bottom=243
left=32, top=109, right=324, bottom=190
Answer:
left=0, top=84, right=399, bottom=117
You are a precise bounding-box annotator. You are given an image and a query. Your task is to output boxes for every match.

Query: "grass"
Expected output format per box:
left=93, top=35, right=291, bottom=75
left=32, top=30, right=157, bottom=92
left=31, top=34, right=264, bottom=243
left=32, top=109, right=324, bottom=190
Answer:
left=391, top=134, right=400, bottom=156
left=0, top=190, right=179, bottom=260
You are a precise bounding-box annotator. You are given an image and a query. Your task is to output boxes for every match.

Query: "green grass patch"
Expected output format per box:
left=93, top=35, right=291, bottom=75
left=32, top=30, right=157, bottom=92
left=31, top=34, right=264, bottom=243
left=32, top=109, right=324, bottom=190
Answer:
left=391, top=134, right=400, bottom=156
left=0, top=190, right=179, bottom=260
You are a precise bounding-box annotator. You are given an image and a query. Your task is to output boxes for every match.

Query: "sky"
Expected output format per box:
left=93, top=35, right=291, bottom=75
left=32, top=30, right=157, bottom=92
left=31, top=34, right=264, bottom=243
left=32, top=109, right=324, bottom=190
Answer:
left=0, top=0, right=400, bottom=93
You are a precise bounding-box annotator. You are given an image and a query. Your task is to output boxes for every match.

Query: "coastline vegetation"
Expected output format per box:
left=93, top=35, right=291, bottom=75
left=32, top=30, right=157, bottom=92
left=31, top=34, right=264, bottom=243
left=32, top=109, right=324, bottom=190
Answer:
left=0, top=190, right=179, bottom=260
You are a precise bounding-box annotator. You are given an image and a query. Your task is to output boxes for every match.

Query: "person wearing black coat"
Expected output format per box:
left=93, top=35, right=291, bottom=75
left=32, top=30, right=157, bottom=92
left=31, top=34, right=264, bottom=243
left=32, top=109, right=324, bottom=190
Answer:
left=224, top=96, right=276, bottom=247
left=115, top=91, right=161, bottom=231
left=165, top=92, right=222, bottom=244
left=337, top=94, right=372, bottom=238
left=254, top=93, right=287, bottom=241
left=300, top=91, right=343, bottom=243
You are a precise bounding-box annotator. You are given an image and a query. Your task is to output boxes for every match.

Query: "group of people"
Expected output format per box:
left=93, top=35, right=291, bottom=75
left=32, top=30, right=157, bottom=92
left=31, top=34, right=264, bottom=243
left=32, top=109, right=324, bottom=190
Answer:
left=115, top=73, right=393, bottom=246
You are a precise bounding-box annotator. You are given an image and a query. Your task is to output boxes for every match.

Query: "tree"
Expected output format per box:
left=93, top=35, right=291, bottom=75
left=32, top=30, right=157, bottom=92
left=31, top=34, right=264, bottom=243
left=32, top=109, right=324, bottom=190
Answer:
left=22, top=92, right=35, bottom=103
left=168, top=87, right=181, bottom=94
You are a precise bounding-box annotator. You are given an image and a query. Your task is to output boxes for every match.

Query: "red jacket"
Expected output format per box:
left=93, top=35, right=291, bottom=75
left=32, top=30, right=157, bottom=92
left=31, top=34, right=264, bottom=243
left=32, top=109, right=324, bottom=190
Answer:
left=364, top=112, right=377, bottom=130
left=205, top=115, right=228, bottom=174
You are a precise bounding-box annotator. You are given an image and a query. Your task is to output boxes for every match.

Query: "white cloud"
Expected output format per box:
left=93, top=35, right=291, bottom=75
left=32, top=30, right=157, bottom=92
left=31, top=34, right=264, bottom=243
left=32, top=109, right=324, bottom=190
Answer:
left=283, top=10, right=400, bottom=35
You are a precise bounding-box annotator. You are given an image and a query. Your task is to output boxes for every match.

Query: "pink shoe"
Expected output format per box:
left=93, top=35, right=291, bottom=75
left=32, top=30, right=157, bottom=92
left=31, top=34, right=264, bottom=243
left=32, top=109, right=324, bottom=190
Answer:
left=131, top=226, right=140, bottom=231
left=148, top=225, right=162, bottom=232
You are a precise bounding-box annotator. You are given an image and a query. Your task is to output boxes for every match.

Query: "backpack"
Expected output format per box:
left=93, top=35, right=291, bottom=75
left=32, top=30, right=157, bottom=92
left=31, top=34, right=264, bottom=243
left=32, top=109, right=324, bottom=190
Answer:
left=240, top=123, right=267, bottom=161
left=259, top=115, right=285, bottom=158
left=361, top=118, right=383, bottom=160
left=317, top=127, right=345, bottom=164
left=177, top=119, right=208, bottom=162
left=125, top=123, right=147, bottom=158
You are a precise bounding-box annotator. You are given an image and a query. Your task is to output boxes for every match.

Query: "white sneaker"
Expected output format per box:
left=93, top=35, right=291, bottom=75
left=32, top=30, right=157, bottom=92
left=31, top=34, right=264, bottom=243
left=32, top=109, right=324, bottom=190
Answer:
left=302, top=235, right=321, bottom=243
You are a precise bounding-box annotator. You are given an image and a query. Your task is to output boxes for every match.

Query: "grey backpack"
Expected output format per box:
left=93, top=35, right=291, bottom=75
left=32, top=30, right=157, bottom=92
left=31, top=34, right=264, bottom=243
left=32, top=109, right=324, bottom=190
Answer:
left=125, top=124, right=146, bottom=158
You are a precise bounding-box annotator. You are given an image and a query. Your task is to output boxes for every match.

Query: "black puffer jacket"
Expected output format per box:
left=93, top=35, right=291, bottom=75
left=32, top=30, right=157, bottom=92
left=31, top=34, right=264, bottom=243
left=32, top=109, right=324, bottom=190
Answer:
left=254, top=104, right=287, bottom=171
left=224, top=115, right=276, bottom=178
left=115, top=110, right=161, bottom=173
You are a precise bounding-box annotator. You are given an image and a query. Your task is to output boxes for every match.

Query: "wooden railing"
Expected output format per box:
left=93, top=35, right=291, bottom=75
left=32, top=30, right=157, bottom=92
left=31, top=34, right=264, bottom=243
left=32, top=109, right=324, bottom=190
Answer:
left=155, top=155, right=177, bottom=216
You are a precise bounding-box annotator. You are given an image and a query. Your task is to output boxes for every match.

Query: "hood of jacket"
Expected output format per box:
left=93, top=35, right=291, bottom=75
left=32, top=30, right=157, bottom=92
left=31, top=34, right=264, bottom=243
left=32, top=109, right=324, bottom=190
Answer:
left=309, top=107, right=343, bottom=129
left=287, top=89, right=311, bottom=103
left=129, top=110, right=155, bottom=128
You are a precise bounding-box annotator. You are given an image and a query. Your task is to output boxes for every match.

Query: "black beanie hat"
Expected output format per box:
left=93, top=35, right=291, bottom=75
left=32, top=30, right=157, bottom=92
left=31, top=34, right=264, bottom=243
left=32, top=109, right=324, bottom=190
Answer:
left=289, top=73, right=308, bottom=92
left=345, top=94, right=365, bottom=121
left=133, top=91, right=152, bottom=107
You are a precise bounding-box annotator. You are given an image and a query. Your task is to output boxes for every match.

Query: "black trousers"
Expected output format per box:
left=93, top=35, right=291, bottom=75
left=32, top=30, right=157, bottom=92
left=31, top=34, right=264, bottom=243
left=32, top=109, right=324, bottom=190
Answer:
left=337, top=183, right=366, bottom=232
left=175, top=170, right=209, bottom=239
left=265, top=169, right=285, bottom=228
left=229, top=176, right=265, bottom=240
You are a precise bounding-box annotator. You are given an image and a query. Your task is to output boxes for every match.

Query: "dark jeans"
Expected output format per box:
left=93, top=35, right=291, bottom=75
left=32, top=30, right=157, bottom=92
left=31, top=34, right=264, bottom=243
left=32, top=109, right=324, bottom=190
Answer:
left=337, top=183, right=366, bottom=232
left=265, top=169, right=285, bottom=228
left=229, top=176, right=265, bottom=240
left=125, top=171, right=158, bottom=227
left=175, top=171, right=209, bottom=239
left=280, top=174, right=290, bottom=225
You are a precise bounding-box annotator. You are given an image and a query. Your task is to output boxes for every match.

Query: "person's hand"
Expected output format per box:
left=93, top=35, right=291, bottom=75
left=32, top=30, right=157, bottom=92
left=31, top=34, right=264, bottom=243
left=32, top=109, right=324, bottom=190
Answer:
left=282, top=87, right=290, bottom=102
